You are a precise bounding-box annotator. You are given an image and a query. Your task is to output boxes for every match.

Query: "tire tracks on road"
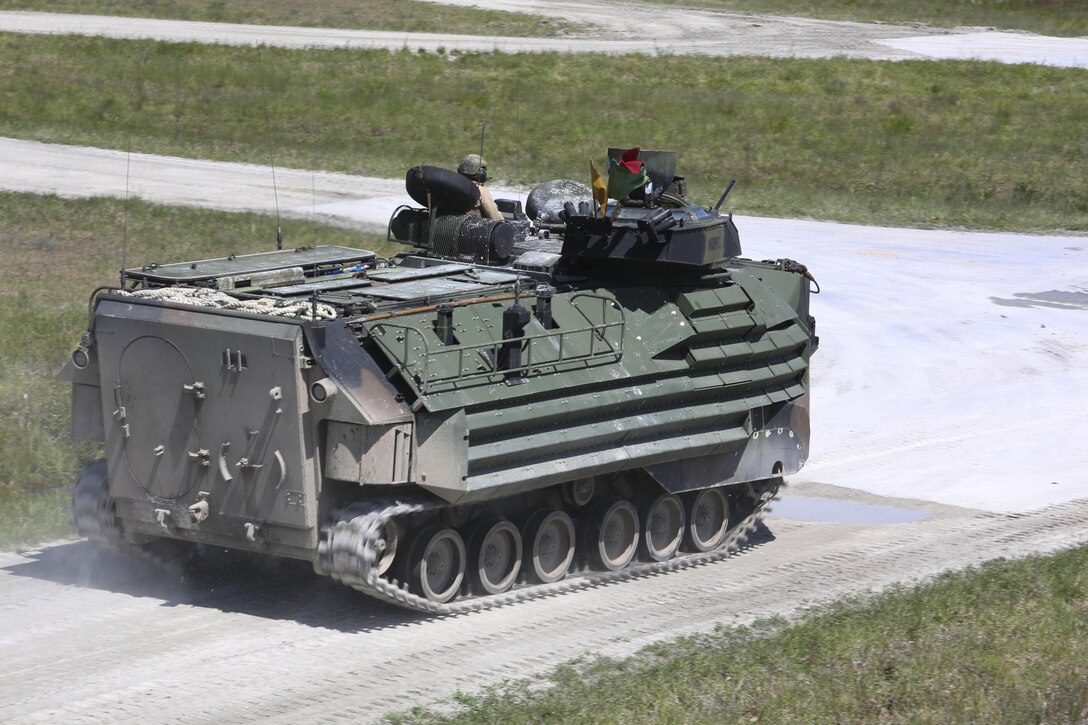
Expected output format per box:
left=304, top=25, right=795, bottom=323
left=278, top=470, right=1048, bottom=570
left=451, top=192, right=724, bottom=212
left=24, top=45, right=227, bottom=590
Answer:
left=2, top=497, right=1086, bottom=723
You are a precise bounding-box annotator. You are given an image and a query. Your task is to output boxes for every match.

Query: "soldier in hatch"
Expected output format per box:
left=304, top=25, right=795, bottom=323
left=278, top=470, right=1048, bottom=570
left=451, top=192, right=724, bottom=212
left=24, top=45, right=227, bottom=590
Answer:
left=457, top=154, right=503, bottom=220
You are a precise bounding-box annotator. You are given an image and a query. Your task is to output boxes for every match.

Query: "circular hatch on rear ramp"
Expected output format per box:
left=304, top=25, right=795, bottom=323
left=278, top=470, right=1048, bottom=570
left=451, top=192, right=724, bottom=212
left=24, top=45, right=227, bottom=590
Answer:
left=117, top=335, right=203, bottom=500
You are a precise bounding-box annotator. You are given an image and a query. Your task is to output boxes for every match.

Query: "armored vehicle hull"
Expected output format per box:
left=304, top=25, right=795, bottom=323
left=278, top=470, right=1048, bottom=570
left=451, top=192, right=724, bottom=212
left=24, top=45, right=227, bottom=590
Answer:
left=63, top=155, right=817, bottom=613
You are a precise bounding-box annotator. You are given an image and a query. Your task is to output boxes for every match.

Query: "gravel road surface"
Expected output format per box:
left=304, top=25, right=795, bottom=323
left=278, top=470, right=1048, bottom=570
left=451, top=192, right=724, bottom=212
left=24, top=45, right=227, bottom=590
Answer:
left=3, top=490, right=1087, bottom=723
left=3, top=4, right=1086, bottom=64
left=0, top=137, right=411, bottom=231
left=0, top=6, right=934, bottom=59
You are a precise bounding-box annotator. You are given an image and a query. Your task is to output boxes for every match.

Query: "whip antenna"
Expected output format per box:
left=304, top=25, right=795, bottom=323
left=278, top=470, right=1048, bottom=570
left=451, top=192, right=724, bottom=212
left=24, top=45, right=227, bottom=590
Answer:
left=308, top=87, right=318, bottom=246
left=120, top=60, right=145, bottom=288
left=121, top=125, right=133, bottom=287
left=515, top=80, right=521, bottom=205
left=309, top=87, right=320, bottom=322
left=478, top=119, right=489, bottom=159
left=257, top=47, right=283, bottom=250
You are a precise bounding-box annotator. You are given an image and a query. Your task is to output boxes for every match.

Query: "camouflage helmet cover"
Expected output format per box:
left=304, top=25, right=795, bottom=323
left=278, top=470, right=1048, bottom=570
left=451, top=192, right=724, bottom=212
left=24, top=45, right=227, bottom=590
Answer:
left=458, top=154, right=488, bottom=182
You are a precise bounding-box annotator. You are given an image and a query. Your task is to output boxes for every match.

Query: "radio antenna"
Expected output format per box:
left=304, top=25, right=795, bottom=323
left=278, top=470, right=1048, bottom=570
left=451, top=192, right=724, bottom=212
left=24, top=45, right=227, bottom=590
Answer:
left=478, top=119, right=489, bottom=159
left=120, top=58, right=146, bottom=288
left=309, top=87, right=320, bottom=322
left=121, top=123, right=133, bottom=288
left=515, top=80, right=521, bottom=205
left=257, top=47, right=283, bottom=250
left=309, top=87, right=318, bottom=245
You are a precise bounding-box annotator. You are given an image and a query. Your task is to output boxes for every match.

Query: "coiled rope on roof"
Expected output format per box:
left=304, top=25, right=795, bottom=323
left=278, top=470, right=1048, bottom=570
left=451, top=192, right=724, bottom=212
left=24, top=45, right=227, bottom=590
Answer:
left=121, top=286, right=336, bottom=320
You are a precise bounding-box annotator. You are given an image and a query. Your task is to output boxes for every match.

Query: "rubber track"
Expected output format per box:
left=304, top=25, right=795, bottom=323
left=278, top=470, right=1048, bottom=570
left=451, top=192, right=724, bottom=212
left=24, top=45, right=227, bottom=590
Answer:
left=317, top=483, right=782, bottom=615
left=71, top=459, right=129, bottom=548
left=71, top=459, right=190, bottom=570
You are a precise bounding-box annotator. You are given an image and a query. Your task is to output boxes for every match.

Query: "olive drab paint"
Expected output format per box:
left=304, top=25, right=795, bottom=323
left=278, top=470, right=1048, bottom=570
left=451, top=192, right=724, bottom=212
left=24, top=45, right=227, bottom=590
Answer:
left=63, top=149, right=817, bottom=612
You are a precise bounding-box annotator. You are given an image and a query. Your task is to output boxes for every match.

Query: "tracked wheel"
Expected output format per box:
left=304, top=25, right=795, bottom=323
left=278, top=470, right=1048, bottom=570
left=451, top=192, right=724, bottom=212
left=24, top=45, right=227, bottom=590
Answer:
left=639, top=493, right=685, bottom=562
left=319, top=485, right=778, bottom=614
left=684, top=488, right=730, bottom=552
left=562, top=478, right=595, bottom=507
left=469, top=520, right=522, bottom=595
left=71, top=458, right=193, bottom=568
left=524, top=510, right=575, bottom=583
left=408, top=527, right=466, bottom=603
left=374, top=519, right=400, bottom=576
left=587, top=499, right=640, bottom=571
left=71, top=459, right=125, bottom=547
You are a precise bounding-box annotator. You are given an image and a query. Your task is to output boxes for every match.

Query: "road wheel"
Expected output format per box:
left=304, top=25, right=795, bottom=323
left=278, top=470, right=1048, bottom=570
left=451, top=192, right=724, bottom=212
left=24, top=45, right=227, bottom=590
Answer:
left=469, top=520, right=522, bottom=595
left=408, top=527, right=466, bottom=603
left=640, top=493, right=684, bottom=562
left=374, top=519, right=400, bottom=576
left=684, top=488, right=730, bottom=552
left=524, top=510, right=575, bottom=584
left=586, top=499, right=639, bottom=571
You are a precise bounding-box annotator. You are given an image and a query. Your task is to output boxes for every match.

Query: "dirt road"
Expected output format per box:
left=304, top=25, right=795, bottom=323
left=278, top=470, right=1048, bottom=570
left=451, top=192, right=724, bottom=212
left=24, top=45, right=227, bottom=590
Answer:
left=4, top=3, right=1086, bottom=64
left=0, top=137, right=410, bottom=232
left=0, top=6, right=934, bottom=59
left=2, top=488, right=1086, bottom=723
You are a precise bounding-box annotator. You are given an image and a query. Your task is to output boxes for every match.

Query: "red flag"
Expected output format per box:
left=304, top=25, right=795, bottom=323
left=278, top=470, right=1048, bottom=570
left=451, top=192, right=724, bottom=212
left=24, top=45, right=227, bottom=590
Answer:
left=607, top=147, right=649, bottom=201
left=616, top=147, right=642, bottom=174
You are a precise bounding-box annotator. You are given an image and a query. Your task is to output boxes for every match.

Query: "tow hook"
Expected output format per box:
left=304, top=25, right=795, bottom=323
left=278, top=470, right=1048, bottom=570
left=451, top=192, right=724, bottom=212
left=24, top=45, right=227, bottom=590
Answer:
left=188, top=495, right=211, bottom=524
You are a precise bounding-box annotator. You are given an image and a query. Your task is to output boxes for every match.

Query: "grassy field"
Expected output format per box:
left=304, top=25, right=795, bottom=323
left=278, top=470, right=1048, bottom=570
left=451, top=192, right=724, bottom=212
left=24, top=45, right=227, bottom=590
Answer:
left=1, top=35, right=1086, bottom=233
left=647, top=0, right=1088, bottom=37
left=0, top=192, right=394, bottom=549
left=0, top=0, right=570, bottom=36
left=389, top=545, right=1088, bottom=724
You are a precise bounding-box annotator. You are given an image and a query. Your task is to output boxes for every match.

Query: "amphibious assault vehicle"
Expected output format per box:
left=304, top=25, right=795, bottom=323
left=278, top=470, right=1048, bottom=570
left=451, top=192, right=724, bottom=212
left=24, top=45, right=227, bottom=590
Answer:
left=62, top=150, right=817, bottom=613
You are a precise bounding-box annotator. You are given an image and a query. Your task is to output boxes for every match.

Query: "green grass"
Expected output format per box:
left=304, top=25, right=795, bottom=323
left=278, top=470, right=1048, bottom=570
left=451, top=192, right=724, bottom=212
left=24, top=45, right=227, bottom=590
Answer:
left=1, top=35, right=1086, bottom=233
left=0, top=0, right=571, bottom=36
left=645, top=0, right=1088, bottom=37
left=389, top=545, right=1088, bottom=724
left=0, top=488, right=72, bottom=549
left=0, top=191, right=394, bottom=549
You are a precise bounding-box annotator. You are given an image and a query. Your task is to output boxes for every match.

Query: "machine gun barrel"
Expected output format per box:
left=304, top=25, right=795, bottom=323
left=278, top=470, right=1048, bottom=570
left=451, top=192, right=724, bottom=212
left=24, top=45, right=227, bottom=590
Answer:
left=713, top=179, right=737, bottom=211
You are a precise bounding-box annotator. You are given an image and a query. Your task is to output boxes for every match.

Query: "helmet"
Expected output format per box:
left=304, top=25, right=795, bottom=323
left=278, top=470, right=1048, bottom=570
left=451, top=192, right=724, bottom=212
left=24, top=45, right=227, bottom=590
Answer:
left=458, top=154, right=488, bottom=183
